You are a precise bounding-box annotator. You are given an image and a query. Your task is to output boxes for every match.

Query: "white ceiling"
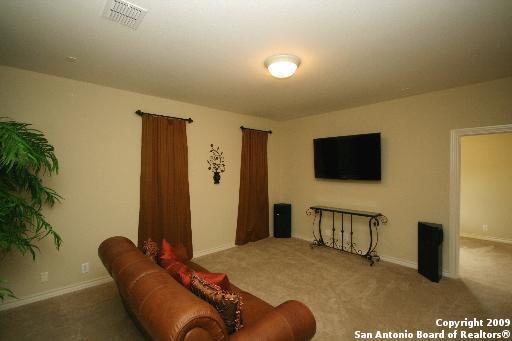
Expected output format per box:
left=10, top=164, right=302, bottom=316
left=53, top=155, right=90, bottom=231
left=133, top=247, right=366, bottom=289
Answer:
left=1, top=0, right=511, bottom=120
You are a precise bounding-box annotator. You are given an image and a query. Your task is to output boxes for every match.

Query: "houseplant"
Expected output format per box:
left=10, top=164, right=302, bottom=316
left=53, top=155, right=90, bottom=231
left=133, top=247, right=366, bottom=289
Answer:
left=0, top=118, right=62, bottom=301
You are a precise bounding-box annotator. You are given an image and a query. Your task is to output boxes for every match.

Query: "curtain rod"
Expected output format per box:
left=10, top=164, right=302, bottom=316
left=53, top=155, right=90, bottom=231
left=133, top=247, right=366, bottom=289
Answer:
left=135, top=110, right=193, bottom=123
left=240, top=126, right=272, bottom=134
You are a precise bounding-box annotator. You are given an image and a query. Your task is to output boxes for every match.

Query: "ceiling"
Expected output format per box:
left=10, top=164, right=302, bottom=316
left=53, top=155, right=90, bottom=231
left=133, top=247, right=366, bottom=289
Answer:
left=1, top=1, right=511, bottom=120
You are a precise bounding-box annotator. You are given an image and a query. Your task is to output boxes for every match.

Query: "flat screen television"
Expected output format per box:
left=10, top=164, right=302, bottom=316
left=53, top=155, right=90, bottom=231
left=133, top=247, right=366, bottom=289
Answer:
left=314, top=133, right=381, bottom=180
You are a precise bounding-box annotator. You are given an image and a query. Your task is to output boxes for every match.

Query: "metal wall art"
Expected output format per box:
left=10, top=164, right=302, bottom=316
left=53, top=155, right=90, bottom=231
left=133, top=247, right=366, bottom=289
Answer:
left=207, top=144, right=226, bottom=184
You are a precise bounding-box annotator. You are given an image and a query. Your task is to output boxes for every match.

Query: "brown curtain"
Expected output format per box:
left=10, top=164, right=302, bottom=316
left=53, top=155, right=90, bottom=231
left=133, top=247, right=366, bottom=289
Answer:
left=235, top=129, right=269, bottom=245
left=138, top=114, right=193, bottom=259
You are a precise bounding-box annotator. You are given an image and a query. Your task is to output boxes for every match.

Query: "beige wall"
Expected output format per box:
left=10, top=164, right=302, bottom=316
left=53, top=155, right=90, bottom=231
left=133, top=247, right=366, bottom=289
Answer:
left=460, top=133, right=512, bottom=242
left=0, top=65, right=282, bottom=299
left=279, top=77, right=512, bottom=271
left=0, top=64, right=511, bottom=302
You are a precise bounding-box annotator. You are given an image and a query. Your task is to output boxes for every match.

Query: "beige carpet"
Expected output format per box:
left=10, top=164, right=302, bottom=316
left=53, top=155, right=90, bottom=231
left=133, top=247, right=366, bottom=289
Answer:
left=0, top=237, right=510, bottom=340
left=195, top=237, right=512, bottom=340
left=459, top=236, right=512, bottom=290
left=0, top=281, right=143, bottom=341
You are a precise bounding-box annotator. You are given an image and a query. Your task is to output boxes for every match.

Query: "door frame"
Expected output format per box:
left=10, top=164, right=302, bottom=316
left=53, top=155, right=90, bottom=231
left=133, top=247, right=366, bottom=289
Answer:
left=449, top=123, right=512, bottom=278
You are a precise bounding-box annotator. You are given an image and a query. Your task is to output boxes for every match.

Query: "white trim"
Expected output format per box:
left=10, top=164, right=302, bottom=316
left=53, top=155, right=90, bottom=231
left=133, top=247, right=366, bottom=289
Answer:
left=379, top=255, right=417, bottom=269
left=292, top=233, right=314, bottom=242
left=380, top=255, right=451, bottom=278
left=293, top=234, right=452, bottom=277
left=460, top=233, right=512, bottom=245
left=449, top=124, right=512, bottom=279
left=0, top=275, right=113, bottom=311
left=192, top=243, right=235, bottom=259
left=0, top=242, right=236, bottom=311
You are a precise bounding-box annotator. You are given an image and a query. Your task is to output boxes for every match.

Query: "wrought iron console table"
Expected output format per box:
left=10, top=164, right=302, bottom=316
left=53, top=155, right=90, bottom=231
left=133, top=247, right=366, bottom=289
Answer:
left=309, top=206, right=388, bottom=265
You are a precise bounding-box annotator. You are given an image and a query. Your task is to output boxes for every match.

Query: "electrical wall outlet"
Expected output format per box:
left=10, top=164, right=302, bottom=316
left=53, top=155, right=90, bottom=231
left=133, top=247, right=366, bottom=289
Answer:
left=483, top=224, right=489, bottom=232
left=81, top=262, right=89, bottom=273
left=41, top=272, right=48, bottom=282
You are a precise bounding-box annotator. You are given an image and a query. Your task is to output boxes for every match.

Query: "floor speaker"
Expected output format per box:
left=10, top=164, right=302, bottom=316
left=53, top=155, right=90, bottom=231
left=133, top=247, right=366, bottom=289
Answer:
left=274, top=203, right=291, bottom=238
left=418, top=221, right=443, bottom=282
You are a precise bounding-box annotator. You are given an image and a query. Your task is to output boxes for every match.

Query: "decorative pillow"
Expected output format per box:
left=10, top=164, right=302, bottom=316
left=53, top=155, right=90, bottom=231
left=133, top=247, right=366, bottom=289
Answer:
left=165, top=260, right=191, bottom=284
left=142, top=238, right=159, bottom=263
left=190, top=274, right=243, bottom=334
left=178, top=271, right=231, bottom=291
left=196, top=272, right=231, bottom=291
left=164, top=260, right=231, bottom=291
left=160, top=239, right=188, bottom=268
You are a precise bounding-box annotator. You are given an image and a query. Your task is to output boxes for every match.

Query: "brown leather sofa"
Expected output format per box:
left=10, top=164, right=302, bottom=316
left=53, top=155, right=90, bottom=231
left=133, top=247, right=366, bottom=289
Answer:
left=98, top=236, right=316, bottom=341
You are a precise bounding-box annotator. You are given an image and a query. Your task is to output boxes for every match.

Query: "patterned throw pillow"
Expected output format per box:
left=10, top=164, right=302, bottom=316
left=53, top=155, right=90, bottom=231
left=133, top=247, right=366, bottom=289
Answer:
left=142, top=238, right=159, bottom=263
left=164, top=261, right=231, bottom=291
left=189, top=274, right=243, bottom=334
left=194, top=272, right=230, bottom=291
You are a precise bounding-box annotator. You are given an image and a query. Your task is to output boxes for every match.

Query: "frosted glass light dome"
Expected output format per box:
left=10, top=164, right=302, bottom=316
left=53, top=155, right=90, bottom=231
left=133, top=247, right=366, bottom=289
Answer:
left=264, top=54, right=301, bottom=79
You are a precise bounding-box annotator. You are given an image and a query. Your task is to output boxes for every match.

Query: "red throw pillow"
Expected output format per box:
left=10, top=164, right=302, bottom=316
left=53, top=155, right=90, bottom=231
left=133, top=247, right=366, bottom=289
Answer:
left=164, top=259, right=231, bottom=291
left=177, top=270, right=230, bottom=291
left=178, top=270, right=192, bottom=287
left=160, top=239, right=188, bottom=268
left=166, top=261, right=192, bottom=284
left=196, top=272, right=231, bottom=291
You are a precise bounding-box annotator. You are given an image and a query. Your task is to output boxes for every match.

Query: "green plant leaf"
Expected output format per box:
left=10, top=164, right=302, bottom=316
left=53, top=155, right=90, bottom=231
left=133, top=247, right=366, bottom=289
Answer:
left=0, top=117, right=63, bottom=299
left=0, top=284, right=16, bottom=302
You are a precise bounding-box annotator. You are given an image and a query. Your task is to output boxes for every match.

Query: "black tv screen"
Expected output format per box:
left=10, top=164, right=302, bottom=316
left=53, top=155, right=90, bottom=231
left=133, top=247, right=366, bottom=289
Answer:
left=314, top=133, right=381, bottom=180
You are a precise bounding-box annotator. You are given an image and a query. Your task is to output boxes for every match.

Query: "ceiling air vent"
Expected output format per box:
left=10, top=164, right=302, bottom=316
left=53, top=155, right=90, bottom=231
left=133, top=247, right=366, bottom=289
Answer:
left=102, top=0, right=148, bottom=30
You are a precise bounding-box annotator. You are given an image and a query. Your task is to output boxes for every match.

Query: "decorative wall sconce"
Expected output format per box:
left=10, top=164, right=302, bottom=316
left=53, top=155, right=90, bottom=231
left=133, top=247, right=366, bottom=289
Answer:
left=207, top=144, right=226, bottom=184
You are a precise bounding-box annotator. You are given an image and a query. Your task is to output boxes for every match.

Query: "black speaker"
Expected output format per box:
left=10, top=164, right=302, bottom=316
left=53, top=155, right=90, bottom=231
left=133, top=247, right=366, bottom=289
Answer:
left=418, top=222, right=443, bottom=282
left=274, top=204, right=291, bottom=238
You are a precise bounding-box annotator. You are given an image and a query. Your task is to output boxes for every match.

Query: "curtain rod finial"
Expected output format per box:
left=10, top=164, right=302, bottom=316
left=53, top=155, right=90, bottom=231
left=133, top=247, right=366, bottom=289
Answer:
left=135, top=110, right=144, bottom=116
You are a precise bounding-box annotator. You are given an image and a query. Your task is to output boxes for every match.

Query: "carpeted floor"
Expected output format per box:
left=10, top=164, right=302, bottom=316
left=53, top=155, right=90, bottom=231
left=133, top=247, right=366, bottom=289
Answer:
left=0, top=280, right=143, bottom=341
left=0, top=237, right=510, bottom=340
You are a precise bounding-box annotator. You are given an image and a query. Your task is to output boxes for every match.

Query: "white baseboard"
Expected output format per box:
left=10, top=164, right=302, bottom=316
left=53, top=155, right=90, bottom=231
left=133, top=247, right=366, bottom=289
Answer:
left=379, top=254, right=417, bottom=269
left=460, top=233, right=512, bottom=245
left=292, top=233, right=314, bottom=242
left=0, top=243, right=235, bottom=311
left=380, top=255, right=451, bottom=278
left=193, top=243, right=235, bottom=259
left=0, top=275, right=113, bottom=312
left=292, top=234, right=452, bottom=278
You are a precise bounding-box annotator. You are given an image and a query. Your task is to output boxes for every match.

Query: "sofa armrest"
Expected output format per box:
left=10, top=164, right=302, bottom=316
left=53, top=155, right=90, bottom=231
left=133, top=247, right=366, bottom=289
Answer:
left=230, top=300, right=316, bottom=341
left=98, top=236, right=136, bottom=275
left=99, top=236, right=229, bottom=341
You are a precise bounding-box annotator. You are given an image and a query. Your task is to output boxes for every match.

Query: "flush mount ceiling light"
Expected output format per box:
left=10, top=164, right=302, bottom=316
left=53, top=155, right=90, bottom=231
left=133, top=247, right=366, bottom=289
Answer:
left=264, top=54, right=301, bottom=79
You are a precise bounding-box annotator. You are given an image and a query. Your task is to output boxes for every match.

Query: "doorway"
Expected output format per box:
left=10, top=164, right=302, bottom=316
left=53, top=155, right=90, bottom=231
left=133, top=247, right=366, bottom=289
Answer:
left=449, top=124, right=512, bottom=278
left=458, top=132, right=512, bottom=287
